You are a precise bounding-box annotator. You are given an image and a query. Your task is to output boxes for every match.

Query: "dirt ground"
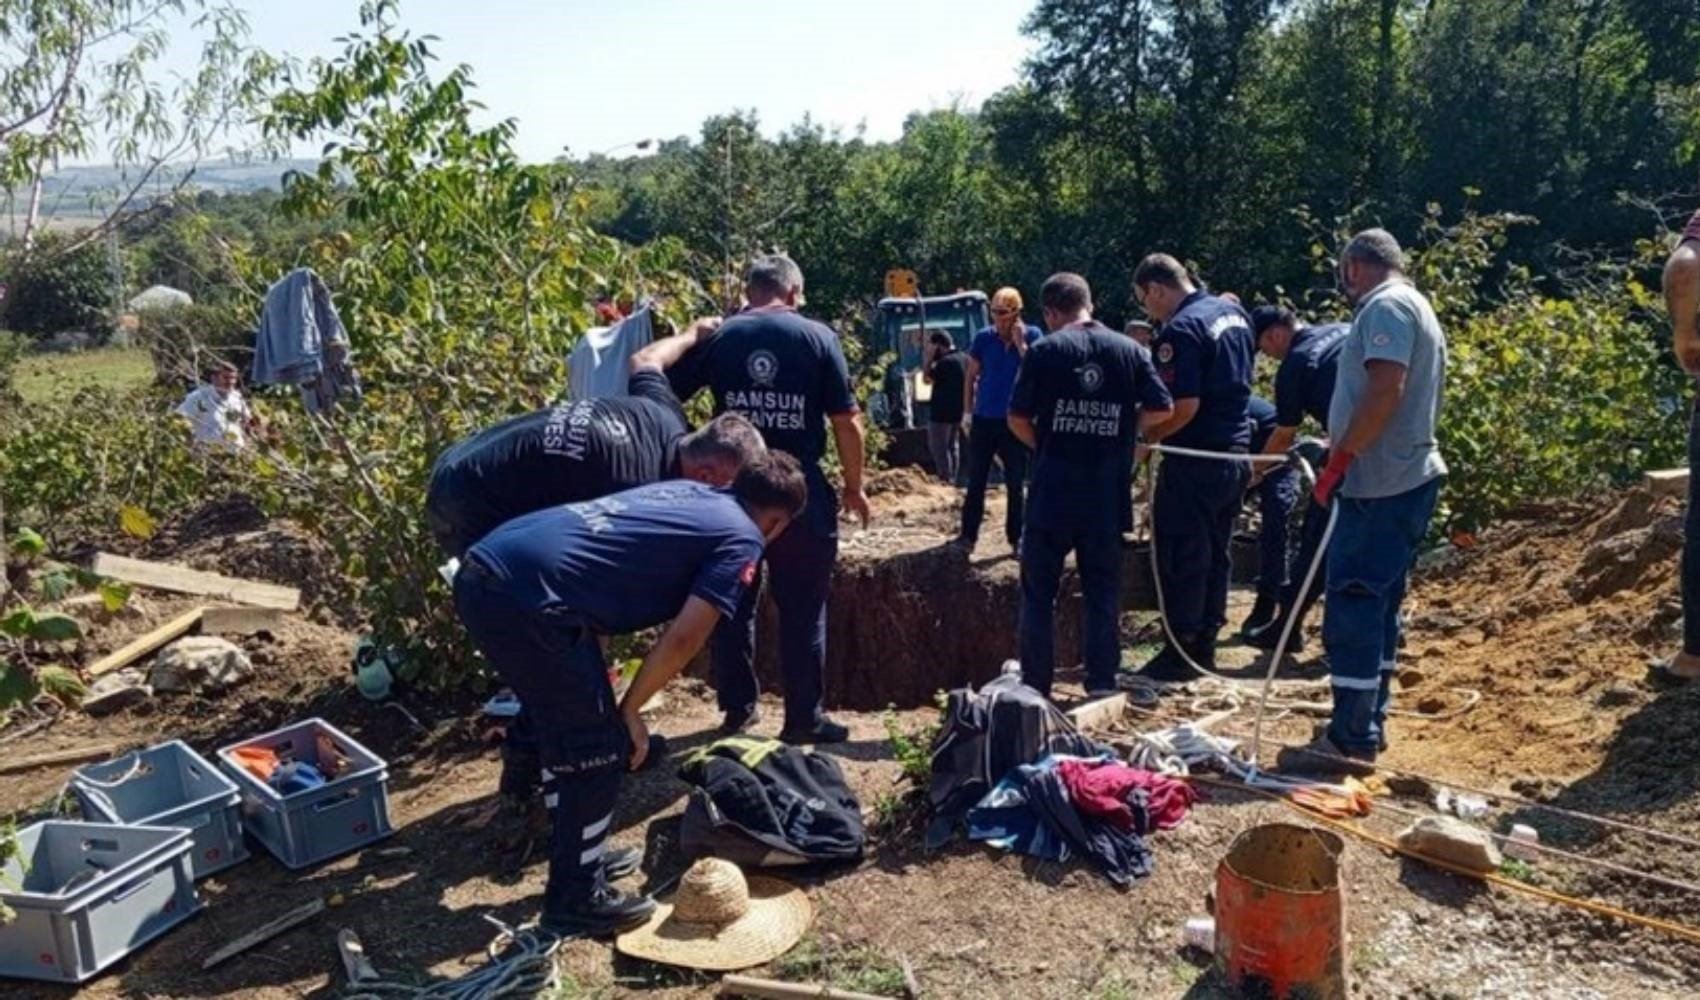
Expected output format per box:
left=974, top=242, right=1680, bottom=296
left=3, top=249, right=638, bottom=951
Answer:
left=5, top=483, right=1700, bottom=998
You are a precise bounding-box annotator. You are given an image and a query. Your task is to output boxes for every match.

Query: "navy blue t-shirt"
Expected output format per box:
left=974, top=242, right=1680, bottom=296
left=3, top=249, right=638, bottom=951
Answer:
left=425, top=370, right=688, bottom=556
left=1272, top=323, right=1347, bottom=429
left=1009, top=322, right=1174, bottom=529
left=669, top=305, right=858, bottom=534
left=1153, top=291, right=1255, bottom=450
left=465, top=481, right=765, bottom=634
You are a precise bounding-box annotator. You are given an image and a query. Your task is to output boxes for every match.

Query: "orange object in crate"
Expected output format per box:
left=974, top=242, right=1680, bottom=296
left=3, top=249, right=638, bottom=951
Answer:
left=1214, top=823, right=1348, bottom=1000
left=230, top=745, right=280, bottom=782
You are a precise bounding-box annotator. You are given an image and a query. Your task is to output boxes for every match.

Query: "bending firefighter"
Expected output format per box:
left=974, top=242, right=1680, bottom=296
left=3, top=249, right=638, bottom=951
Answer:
left=453, top=458, right=809, bottom=935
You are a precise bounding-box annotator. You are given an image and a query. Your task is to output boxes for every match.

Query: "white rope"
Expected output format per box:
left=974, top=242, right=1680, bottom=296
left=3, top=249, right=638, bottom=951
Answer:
left=342, top=915, right=564, bottom=1000
left=63, top=751, right=145, bottom=819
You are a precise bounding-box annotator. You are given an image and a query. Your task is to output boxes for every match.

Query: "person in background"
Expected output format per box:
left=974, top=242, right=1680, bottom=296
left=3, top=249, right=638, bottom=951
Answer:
left=1008, top=273, right=1173, bottom=698
left=175, top=361, right=259, bottom=451
left=1279, top=229, right=1448, bottom=774
left=1241, top=397, right=1297, bottom=640
left=922, top=331, right=969, bottom=484
left=960, top=286, right=1042, bottom=552
left=1129, top=255, right=1255, bottom=681
left=1662, top=207, right=1700, bottom=681
left=1118, top=319, right=1158, bottom=536
left=1245, top=305, right=1350, bottom=653
left=1125, top=320, right=1154, bottom=348
left=454, top=458, right=808, bottom=935
left=655, top=253, right=870, bottom=745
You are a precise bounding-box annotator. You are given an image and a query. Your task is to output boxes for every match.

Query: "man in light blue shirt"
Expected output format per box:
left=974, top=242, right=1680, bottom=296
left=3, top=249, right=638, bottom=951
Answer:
left=1281, top=228, right=1447, bottom=774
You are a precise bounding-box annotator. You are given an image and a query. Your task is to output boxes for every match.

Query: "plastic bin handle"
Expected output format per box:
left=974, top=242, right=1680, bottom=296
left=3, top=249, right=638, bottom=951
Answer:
left=106, top=873, right=158, bottom=904
left=312, top=790, right=360, bottom=813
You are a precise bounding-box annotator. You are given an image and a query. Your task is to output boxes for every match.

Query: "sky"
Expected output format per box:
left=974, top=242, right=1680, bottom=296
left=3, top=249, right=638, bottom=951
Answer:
left=146, top=0, right=1040, bottom=163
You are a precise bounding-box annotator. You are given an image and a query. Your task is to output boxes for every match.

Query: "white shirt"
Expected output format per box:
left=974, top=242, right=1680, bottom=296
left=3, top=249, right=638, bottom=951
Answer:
left=175, top=384, right=251, bottom=450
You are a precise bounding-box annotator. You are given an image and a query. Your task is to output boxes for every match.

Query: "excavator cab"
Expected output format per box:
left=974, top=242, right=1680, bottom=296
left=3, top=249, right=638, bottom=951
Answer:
left=870, top=291, right=990, bottom=429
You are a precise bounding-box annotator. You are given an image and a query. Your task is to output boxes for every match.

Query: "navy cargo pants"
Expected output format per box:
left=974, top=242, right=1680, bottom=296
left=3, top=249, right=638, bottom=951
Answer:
left=1255, top=464, right=1298, bottom=603
left=1019, top=510, right=1123, bottom=697
left=713, top=501, right=835, bottom=733
left=1322, top=478, right=1441, bottom=755
left=454, top=559, right=627, bottom=918
left=1154, top=454, right=1250, bottom=637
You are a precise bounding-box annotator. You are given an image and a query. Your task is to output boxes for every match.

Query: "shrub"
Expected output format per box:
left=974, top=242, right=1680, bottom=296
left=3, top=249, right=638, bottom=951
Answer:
left=135, top=301, right=256, bottom=387
left=3, top=235, right=114, bottom=338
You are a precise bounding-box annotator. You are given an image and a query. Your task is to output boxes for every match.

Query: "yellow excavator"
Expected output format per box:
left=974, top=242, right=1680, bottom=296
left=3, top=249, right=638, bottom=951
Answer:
left=869, top=268, right=989, bottom=435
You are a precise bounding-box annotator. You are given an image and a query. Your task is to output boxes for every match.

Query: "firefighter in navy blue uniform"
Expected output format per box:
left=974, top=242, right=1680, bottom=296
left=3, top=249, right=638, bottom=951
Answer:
left=649, top=254, right=871, bottom=744
left=1245, top=306, right=1349, bottom=652
left=1008, top=273, right=1173, bottom=698
left=1241, top=397, right=1298, bottom=638
left=453, top=458, right=808, bottom=935
left=1130, top=254, right=1256, bottom=680
left=427, top=341, right=766, bottom=814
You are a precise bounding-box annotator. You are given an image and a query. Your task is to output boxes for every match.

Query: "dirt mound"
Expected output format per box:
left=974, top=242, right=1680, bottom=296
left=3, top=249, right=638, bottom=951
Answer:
left=140, top=494, right=349, bottom=625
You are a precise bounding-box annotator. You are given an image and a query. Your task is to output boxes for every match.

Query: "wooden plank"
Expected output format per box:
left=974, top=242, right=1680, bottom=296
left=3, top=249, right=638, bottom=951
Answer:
left=1066, top=692, right=1128, bottom=733
left=720, top=975, right=897, bottom=1000
left=1645, top=468, right=1689, bottom=499
left=201, top=605, right=284, bottom=635
left=200, top=898, right=325, bottom=970
left=0, top=744, right=121, bottom=775
left=85, top=607, right=205, bottom=678
left=92, top=553, right=299, bottom=611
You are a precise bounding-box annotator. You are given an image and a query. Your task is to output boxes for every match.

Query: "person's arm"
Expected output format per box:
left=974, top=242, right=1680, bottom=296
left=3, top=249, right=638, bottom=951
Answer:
left=1335, top=361, right=1407, bottom=456
left=1138, top=406, right=1174, bottom=435
left=1666, top=241, right=1700, bottom=374
left=1144, top=398, right=1199, bottom=442
left=921, top=343, right=937, bottom=384
left=1007, top=412, right=1037, bottom=449
left=630, top=317, right=721, bottom=374
left=963, top=353, right=981, bottom=420
left=618, top=596, right=722, bottom=769
left=831, top=412, right=871, bottom=526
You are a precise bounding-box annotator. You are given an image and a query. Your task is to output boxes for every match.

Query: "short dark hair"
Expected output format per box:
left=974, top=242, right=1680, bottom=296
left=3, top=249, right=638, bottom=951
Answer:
left=746, top=254, right=805, bottom=299
left=1133, top=254, right=1190, bottom=291
left=733, top=450, right=808, bottom=519
left=679, top=412, right=766, bottom=470
left=208, top=361, right=238, bottom=377
left=928, top=331, right=954, bottom=351
left=1250, top=305, right=1298, bottom=340
left=1040, top=272, right=1092, bottom=315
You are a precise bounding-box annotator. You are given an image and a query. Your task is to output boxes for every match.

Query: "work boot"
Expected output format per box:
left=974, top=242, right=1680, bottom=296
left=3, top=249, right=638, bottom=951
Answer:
left=1275, top=732, right=1375, bottom=777
left=780, top=716, right=850, bottom=745
left=720, top=704, right=762, bottom=736
left=1131, top=638, right=1195, bottom=683
left=1238, top=594, right=1278, bottom=639
left=1183, top=631, right=1220, bottom=673
left=1248, top=614, right=1308, bottom=655
left=601, top=845, right=642, bottom=882
left=540, top=886, right=657, bottom=938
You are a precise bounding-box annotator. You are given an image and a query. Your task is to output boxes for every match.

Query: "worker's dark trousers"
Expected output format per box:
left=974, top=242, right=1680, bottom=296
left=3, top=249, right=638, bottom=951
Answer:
left=1154, top=454, right=1249, bottom=636
left=1255, top=465, right=1298, bottom=602
left=1116, top=452, right=1136, bottom=536
left=1684, top=405, right=1700, bottom=656
left=1321, top=478, right=1441, bottom=756
left=454, top=562, right=627, bottom=915
left=1280, top=495, right=1332, bottom=627
left=713, top=510, right=836, bottom=732
left=1019, top=515, right=1123, bottom=696
left=961, top=417, right=1029, bottom=546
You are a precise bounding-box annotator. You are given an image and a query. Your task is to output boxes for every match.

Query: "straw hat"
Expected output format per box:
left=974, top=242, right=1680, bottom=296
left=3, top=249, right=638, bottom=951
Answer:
left=616, top=858, right=813, bottom=971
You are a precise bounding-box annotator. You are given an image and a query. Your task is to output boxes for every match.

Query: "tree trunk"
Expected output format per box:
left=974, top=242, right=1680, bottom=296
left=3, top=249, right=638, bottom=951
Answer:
left=1369, top=0, right=1399, bottom=193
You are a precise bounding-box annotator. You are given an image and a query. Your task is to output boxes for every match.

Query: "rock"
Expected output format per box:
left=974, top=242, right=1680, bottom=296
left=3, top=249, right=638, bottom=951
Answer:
left=1596, top=683, right=1637, bottom=708
left=1397, top=816, right=1502, bottom=874
left=1397, top=668, right=1426, bottom=690
left=1416, top=695, right=1448, bottom=714
left=150, top=636, right=253, bottom=694
left=83, top=668, right=152, bottom=716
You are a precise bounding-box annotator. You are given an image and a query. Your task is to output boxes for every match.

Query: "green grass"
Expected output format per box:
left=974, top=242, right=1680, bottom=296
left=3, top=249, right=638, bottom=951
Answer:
left=772, top=935, right=910, bottom=996
left=13, top=346, right=153, bottom=403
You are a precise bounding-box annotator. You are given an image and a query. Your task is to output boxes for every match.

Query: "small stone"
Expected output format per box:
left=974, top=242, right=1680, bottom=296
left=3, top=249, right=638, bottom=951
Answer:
left=1596, top=683, right=1637, bottom=708
left=150, top=636, right=252, bottom=694
left=1416, top=695, right=1448, bottom=714
left=1397, top=816, right=1502, bottom=874
left=1397, top=668, right=1426, bottom=689
left=83, top=668, right=152, bottom=716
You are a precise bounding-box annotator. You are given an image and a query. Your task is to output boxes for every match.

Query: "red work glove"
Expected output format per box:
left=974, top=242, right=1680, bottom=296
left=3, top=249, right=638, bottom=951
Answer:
left=1313, top=449, right=1354, bottom=507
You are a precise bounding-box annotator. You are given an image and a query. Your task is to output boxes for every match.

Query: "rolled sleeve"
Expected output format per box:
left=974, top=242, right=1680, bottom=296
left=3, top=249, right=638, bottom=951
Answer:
left=1132, top=349, right=1173, bottom=413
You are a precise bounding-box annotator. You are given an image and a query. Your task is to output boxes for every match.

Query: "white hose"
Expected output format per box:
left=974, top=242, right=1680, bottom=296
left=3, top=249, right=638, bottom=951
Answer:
left=342, top=915, right=563, bottom=1000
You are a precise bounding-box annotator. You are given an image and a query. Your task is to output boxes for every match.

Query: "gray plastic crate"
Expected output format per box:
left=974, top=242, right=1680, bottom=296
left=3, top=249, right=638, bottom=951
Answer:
left=0, top=821, right=200, bottom=983
left=215, top=717, right=393, bottom=869
left=71, top=740, right=250, bottom=879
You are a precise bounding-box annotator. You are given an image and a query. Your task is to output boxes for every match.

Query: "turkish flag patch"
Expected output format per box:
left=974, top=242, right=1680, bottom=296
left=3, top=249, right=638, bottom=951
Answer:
left=740, top=562, right=758, bottom=586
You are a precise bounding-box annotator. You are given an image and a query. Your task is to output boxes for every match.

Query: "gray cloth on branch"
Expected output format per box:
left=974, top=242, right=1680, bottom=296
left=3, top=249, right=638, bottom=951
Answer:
left=567, top=306, right=654, bottom=400
left=251, top=267, right=362, bottom=414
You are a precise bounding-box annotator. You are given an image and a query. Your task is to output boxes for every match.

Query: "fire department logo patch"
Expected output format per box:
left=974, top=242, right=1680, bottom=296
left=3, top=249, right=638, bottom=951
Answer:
left=1078, top=362, right=1105, bottom=393
left=747, top=350, right=779, bottom=387
left=740, top=561, right=759, bottom=586
left=1157, top=343, right=1174, bottom=364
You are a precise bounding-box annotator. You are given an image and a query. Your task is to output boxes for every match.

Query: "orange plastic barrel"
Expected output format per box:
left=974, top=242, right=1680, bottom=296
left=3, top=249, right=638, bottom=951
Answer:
left=1214, top=823, right=1348, bottom=999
